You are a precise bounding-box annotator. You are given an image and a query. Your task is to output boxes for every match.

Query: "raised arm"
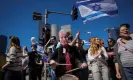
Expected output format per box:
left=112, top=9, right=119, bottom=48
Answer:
left=44, top=38, right=51, bottom=52
left=69, top=32, right=80, bottom=46
left=23, top=46, right=28, bottom=56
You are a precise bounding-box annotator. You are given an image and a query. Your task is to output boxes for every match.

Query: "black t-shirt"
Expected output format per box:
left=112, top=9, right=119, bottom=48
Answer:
left=105, top=47, right=115, bottom=68
left=105, top=47, right=114, bottom=52
left=28, top=51, right=38, bottom=68
left=36, top=54, right=43, bottom=68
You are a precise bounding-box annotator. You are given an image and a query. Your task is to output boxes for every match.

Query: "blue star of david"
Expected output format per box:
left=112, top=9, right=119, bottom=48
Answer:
left=92, top=3, right=101, bottom=11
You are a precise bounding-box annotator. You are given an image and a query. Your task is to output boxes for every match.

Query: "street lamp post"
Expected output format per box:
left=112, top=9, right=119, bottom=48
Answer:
left=33, top=6, right=78, bottom=24
left=44, top=9, right=48, bottom=25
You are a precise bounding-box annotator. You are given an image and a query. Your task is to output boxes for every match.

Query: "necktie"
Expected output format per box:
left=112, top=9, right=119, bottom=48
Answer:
left=65, top=52, right=72, bottom=71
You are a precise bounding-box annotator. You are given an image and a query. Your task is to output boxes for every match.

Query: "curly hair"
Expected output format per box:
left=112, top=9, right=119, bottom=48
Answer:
left=89, top=38, right=101, bottom=55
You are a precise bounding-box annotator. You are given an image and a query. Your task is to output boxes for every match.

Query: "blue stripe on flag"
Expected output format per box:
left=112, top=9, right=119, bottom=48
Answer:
left=82, top=9, right=118, bottom=21
left=104, top=10, right=118, bottom=15
left=84, top=11, right=105, bottom=19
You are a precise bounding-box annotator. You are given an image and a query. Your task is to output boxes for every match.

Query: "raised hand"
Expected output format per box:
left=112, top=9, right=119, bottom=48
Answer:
left=76, top=31, right=80, bottom=38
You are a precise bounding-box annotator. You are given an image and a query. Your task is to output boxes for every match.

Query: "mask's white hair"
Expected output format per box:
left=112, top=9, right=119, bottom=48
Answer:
left=59, top=29, right=67, bottom=36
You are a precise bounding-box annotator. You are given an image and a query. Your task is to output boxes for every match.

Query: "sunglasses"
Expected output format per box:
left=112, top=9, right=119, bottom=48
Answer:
left=108, top=41, right=113, bottom=43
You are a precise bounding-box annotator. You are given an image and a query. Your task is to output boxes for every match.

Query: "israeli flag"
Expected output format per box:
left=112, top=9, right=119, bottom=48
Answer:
left=76, top=0, right=118, bottom=23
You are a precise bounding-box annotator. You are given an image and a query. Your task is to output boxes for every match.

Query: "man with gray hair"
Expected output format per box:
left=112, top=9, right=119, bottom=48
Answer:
left=50, top=30, right=87, bottom=79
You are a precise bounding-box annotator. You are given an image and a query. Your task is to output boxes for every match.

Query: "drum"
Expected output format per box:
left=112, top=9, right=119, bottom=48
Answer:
left=60, top=74, right=79, bottom=80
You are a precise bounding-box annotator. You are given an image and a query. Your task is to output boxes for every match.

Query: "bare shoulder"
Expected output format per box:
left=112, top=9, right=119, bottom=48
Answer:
left=9, top=46, right=16, bottom=52
left=130, top=33, right=133, bottom=38
left=117, top=38, right=121, bottom=43
left=10, top=46, right=15, bottom=50
left=101, top=46, right=105, bottom=50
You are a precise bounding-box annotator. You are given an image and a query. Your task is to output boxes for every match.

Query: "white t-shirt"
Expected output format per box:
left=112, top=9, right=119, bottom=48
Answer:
left=87, top=47, right=108, bottom=63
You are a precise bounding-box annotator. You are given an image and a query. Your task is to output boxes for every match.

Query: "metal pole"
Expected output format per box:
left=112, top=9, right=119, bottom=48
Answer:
left=34, top=9, right=71, bottom=25
left=45, top=9, right=48, bottom=25
left=34, top=9, right=71, bottom=24
left=44, top=9, right=48, bottom=79
left=49, top=11, right=71, bottom=15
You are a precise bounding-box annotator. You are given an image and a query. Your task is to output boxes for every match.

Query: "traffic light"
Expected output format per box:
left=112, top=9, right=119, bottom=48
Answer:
left=33, top=12, right=42, bottom=20
left=71, top=5, right=78, bottom=21
left=42, top=27, right=51, bottom=45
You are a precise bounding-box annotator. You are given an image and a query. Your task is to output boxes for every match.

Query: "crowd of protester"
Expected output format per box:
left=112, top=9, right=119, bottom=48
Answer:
left=0, top=23, right=133, bottom=80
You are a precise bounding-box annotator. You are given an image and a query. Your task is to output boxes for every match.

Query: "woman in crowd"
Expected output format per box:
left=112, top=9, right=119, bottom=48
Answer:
left=2, top=36, right=23, bottom=80
left=114, top=24, right=133, bottom=80
left=87, top=37, right=109, bottom=80
left=106, top=38, right=117, bottom=80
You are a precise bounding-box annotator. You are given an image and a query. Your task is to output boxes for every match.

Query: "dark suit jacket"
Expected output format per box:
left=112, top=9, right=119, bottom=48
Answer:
left=50, top=45, right=85, bottom=77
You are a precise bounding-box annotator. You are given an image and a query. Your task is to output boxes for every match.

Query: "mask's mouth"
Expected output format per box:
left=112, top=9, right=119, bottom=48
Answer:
left=121, top=32, right=130, bottom=38
left=121, top=31, right=129, bottom=35
left=124, top=31, right=128, bottom=34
